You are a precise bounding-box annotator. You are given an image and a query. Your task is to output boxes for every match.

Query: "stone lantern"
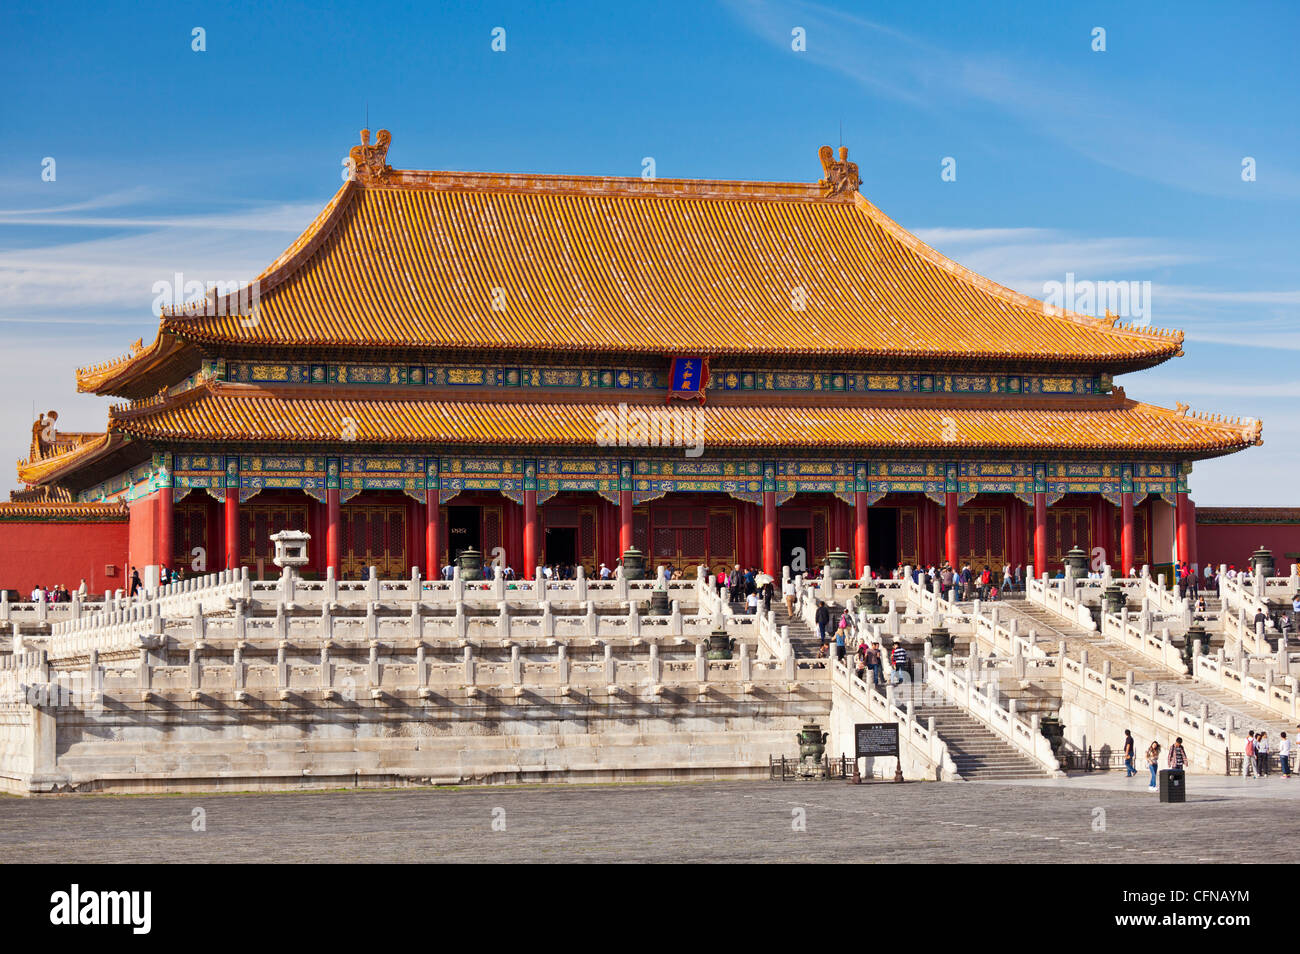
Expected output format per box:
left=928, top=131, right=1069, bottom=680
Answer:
left=1250, top=546, right=1275, bottom=578
left=621, top=547, right=645, bottom=580
left=270, top=529, right=311, bottom=570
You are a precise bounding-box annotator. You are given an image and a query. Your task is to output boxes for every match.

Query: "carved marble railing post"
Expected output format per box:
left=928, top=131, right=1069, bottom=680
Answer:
left=498, top=601, right=512, bottom=640
left=463, top=644, right=476, bottom=686
left=511, top=644, right=523, bottom=686
left=575, top=565, right=588, bottom=602
left=558, top=643, right=570, bottom=686
left=649, top=642, right=662, bottom=684
left=277, top=641, right=289, bottom=689
left=584, top=601, right=599, bottom=639
left=410, top=601, right=423, bottom=639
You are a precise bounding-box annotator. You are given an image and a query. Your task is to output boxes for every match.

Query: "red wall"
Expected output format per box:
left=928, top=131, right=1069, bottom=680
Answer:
left=128, top=493, right=159, bottom=575
left=0, top=520, right=129, bottom=597
left=1196, top=521, right=1300, bottom=572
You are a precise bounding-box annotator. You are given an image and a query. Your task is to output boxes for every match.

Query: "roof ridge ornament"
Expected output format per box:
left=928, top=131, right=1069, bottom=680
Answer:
left=349, top=128, right=392, bottom=183
left=817, top=145, right=860, bottom=197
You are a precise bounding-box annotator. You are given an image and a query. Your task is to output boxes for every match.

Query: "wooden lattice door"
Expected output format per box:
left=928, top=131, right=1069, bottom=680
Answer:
left=958, top=508, right=1007, bottom=572
left=172, top=499, right=210, bottom=572
left=341, top=505, right=406, bottom=578
left=239, top=502, right=308, bottom=572
left=897, top=506, right=920, bottom=567
left=1048, top=507, right=1092, bottom=565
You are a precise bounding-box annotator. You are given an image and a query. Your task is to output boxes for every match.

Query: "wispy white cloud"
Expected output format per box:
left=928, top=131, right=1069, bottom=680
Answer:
left=724, top=0, right=1300, bottom=198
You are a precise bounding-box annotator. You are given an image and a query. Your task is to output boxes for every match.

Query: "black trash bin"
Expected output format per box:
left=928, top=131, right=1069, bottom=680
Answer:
left=1158, top=769, right=1186, bottom=803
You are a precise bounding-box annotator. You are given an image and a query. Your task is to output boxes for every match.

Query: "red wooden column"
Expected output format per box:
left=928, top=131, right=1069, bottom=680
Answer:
left=618, top=490, right=633, bottom=555
left=762, top=491, right=778, bottom=577
left=1007, top=497, right=1025, bottom=570
left=1121, top=491, right=1135, bottom=576
left=156, top=486, right=174, bottom=574
left=425, top=491, right=441, bottom=577
left=326, top=489, right=341, bottom=575
left=523, top=489, right=538, bottom=575
left=1175, top=492, right=1195, bottom=570
left=223, top=491, right=239, bottom=571
left=944, top=492, right=958, bottom=568
left=1033, top=492, right=1047, bottom=576
left=854, top=491, right=869, bottom=577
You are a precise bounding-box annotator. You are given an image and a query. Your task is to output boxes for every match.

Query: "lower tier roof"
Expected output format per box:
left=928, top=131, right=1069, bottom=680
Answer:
left=98, top=384, right=1259, bottom=457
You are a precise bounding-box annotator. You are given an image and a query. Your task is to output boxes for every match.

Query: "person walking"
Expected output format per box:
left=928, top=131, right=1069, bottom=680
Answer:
left=1256, top=731, right=1270, bottom=777
left=1123, top=729, right=1136, bottom=777
left=1168, top=737, right=1188, bottom=772
left=1146, top=740, right=1162, bottom=790
left=815, top=601, right=831, bottom=648
left=1279, top=731, right=1291, bottom=779
left=1244, top=732, right=1258, bottom=778
left=890, top=641, right=909, bottom=685
left=782, top=576, right=795, bottom=616
left=866, top=642, right=882, bottom=687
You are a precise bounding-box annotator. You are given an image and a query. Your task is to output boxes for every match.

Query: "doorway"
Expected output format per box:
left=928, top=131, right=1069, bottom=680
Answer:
left=868, top=508, right=898, bottom=575
left=447, top=506, right=480, bottom=559
left=780, top=528, right=810, bottom=576
left=544, top=526, right=577, bottom=567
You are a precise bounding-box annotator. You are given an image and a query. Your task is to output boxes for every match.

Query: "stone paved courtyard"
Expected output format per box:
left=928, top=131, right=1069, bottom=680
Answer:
left=4, top=775, right=1299, bottom=863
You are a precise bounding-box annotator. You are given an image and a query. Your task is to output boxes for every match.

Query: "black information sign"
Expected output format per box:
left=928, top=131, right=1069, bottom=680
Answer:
left=855, top=722, right=899, bottom=759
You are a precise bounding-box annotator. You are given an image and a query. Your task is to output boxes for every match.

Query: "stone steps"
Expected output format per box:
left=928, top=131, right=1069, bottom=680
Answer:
left=890, top=694, right=1051, bottom=780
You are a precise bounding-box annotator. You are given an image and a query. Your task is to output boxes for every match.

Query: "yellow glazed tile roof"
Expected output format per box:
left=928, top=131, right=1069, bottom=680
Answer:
left=137, top=136, right=1181, bottom=367
left=106, top=386, right=1259, bottom=457
left=0, top=500, right=127, bottom=521
left=16, top=433, right=118, bottom=484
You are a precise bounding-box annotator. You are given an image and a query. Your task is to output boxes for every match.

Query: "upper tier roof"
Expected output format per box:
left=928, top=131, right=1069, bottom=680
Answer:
left=77, top=132, right=1183, bottom=396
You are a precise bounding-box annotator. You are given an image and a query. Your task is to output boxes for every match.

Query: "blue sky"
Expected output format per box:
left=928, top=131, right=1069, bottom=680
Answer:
left=0, top=0, right=1295, bottom=504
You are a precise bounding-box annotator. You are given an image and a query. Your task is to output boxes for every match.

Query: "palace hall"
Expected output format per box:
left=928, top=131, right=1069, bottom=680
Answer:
left=8, top=132, right=1261, bottom=588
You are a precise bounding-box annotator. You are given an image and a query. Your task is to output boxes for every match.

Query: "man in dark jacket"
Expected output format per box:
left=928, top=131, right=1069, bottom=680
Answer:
left=815, top=601, right=831, bottom=646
